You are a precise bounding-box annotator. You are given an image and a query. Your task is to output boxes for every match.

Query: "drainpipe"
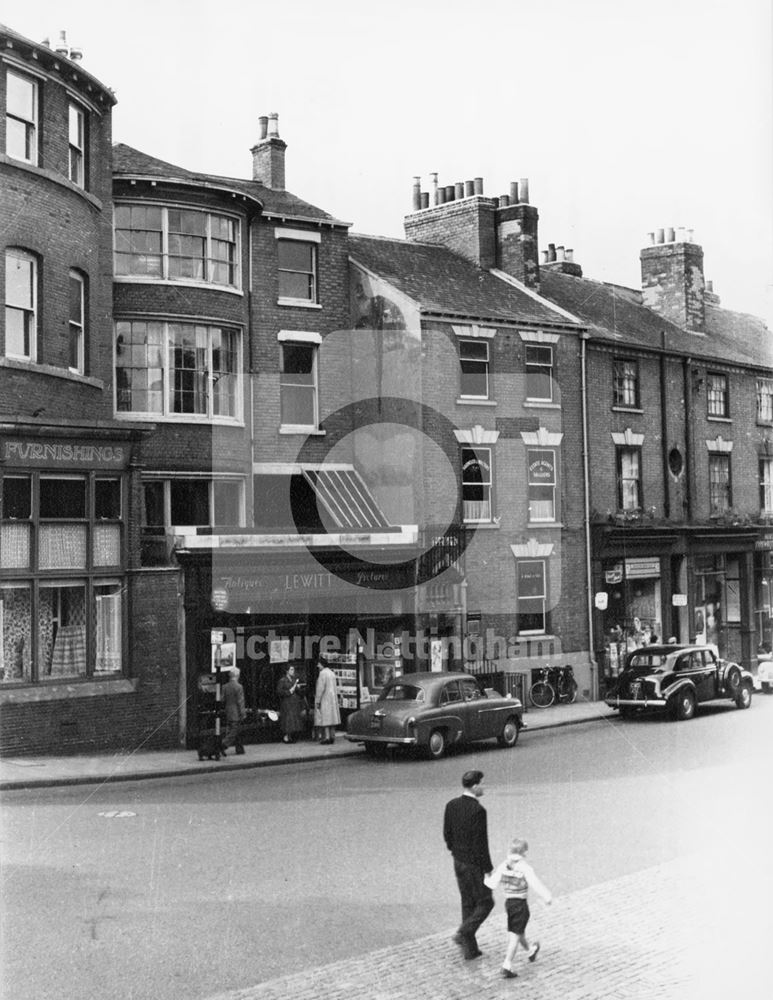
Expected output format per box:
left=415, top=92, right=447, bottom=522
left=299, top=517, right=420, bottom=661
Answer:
left=660, top=331, right=670, bottom=519
left=580, top=331, right=598, bottom=699
left=683, top=357, right=694, bottom=520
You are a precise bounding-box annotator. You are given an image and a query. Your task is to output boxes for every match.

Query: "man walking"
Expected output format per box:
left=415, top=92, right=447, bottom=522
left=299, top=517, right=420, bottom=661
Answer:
left=443, top=770, right=494, bottom=960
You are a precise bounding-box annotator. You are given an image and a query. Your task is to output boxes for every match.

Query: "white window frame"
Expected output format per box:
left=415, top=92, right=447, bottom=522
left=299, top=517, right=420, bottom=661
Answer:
left=707, top=372, right=729, bottom=418
left=275, top=228, right=320, bottom=307
left=459, top=339, right=490, bottom=399
left=708, top=453, right=732, bottom=514
left=516, top=559, right=547, bottom=635
left=4, top=249, right=37, bottom=361
left=525, top=343, right=554, bottom=402
left=68, top=270, right=85, bottom=374
left=617, top=446, right=642, bottom=510
left=113, top=203, right=241, bottom=290
left=68, top=102, right=85, bottom=188
left=461, top=446, right=493, bottom=523
left=114, top=320, right=242, bottom=422
left=757, top=378, right=773, bottom=423
left=5, top=69, right=38, bottom=165
left=613, top=358, right=640, bottom=408
left=279, top=336, right=320, bottom=431
left=527, top=448, right=556, bottom=522
left=142, top=476, right=245, bottom=529
left=760, top=457, right=773, bottom=515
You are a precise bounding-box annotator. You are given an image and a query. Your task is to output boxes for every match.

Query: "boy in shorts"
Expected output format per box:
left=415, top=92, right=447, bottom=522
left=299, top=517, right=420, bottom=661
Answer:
left=484, top=837, right=552, bottom=979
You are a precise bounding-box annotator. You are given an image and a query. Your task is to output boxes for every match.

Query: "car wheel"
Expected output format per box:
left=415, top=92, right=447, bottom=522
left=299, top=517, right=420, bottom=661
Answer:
left=735, top=682, right=753, bottom=710
left=725, top=665, right=742, bottom=696
left=497, top=717, right=520, bottom=748
left=671, top=688, right=696, bottom=721
left=427, top=729, right=447, bottom=759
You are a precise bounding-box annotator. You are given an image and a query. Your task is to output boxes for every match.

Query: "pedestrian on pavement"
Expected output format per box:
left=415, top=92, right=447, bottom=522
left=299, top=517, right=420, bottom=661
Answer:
left=485, top=836, right=552, bottom=979
left=314, top=658, right=340, bottom=744
left=277, top=664, right=304, bottom=744
left=443, top=770, right=494, bottom=960
left=221, top=667, right=246, bottom=756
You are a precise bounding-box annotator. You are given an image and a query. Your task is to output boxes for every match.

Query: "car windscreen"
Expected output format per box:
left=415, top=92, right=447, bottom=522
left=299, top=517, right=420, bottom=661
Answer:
left=378, top=684, right=425, bottom=702
left=627, top=654, right=667, bottom=672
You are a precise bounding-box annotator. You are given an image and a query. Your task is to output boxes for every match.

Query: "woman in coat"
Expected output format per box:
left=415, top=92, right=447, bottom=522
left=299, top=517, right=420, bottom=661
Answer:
left=277, top=664, right=304, bottom=743
left=314, top=659, right=341, bottom=745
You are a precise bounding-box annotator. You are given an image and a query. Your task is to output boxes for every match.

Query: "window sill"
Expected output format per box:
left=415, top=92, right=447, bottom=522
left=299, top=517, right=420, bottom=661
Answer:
left=707, top=415, right=732, bottom=423
left=611, top=406, right=643, bottom=414
left=464, top=521, right=499, bottom=529
left=456, top=398, right=497, bottom=407
left=0, top=676, right=138, bottom=705
left=528, top=520, right=563, bottom=528
left=0, top=357, right=104, bottom=389
left=277, top=298, right=322, bottom=309
left=279, top=426, right=326, bottom=436
left=757, top=420, right=773, bottom=428
left=523, top=401, right=560, bottom=409
left=113, top=412, right=244, bottom=426
left=113, top=276, right=243, bottom=295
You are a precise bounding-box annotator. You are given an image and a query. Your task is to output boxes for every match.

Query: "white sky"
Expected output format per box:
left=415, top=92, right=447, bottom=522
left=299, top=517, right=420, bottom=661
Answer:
left=6, top=0, right=773, bottom=328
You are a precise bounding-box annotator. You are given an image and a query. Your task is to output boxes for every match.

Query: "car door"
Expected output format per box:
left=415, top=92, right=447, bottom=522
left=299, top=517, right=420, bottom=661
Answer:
left=693, top=648, right=719, bottom=701
left=458, top=678, right=486, bottom=740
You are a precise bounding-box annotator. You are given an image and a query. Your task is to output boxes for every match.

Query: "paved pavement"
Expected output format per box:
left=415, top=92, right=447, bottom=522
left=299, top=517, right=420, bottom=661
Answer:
left=0, top=699, right=615, bottom=790
left=204, top=848, right=771, bottom=1000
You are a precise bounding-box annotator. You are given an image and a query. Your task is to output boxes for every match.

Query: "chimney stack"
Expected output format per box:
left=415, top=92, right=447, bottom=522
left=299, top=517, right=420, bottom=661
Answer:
left=640, top=226, right=706, bottom=332
left=251, top=112, right=287, bottom=190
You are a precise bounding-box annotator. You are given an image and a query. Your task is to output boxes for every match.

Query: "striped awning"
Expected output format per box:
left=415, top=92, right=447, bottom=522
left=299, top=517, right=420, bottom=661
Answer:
left=302, top=467, right=392, bottom=531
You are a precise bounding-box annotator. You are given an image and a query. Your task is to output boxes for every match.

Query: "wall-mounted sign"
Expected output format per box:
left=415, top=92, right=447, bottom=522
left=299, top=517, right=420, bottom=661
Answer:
left=625, top=557, right=661, bottom=580
left=595, top=592, right=609, bottom=610
left=605, top=563, right=623, bottom=584
left=672, top=594, right=687, bottom=606
left=211, top=588, right=229, bottom=611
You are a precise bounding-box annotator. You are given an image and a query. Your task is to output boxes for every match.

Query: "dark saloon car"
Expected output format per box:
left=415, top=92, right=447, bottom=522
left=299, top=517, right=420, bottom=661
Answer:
left=606, top=644, right=754, bottom=721
left=345, top=671, right=524, bottom=759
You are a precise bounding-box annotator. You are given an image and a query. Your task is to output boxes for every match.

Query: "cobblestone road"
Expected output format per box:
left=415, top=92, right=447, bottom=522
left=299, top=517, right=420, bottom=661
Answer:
left=207, top=850, right=771, bottom=1000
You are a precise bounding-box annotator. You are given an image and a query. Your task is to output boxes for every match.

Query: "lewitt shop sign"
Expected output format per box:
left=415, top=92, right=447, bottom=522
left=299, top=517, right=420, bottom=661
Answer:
left=213, top=566, right=407, bottom=608
left=3, top=438, right=128, bottom=468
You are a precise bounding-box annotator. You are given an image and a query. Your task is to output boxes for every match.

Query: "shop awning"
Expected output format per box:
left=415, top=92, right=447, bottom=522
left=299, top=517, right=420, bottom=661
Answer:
left=302, top=467, right=393, bottom=531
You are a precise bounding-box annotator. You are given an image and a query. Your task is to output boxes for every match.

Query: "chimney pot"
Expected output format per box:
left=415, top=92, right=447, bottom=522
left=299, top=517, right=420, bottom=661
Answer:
left=499, top=194, right=510, bottom=207
left=465, top=180, right=475, bottom=197
left=656, top=228, right=665, bottom=244
left=473, top=177, right=483, bottom=195
left=251, top=113, right=287, bottom=189
left=547, top=243, right=557, bottom=262
left=541, top=250, right=549, bottom=264
left=437, top=188, right=446, bottom=205
left=666, top=227, right=675, bottom=243
left=412, top=177, right=422, bottom=211
left=55, top=29, right=68, bottom=56
left=420, top=192, right=430, bottom=209
left=556, top=245, right=565, bottom=261
left=267, top=113, right=280, bottom=137
left=69, top=45, right=83, bottom=61
left=687, top=229, right=694, bottom=243
left=455, top=182, right=464, bottom=200
left=707, top=279, right=714, bottom=292
left=518, top=178, right=529, bottom=203
left=510, top=181, right=519, bottom=203
left=565, top=249, right=574, bottom=262
left=258, top=116, right=269, bottom=140
left=445, top=185, right=455, bottom=202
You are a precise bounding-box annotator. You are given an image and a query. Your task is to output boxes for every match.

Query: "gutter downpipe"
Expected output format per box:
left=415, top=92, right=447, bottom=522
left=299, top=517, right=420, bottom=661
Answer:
left=580, top=331, right=598, bottom=699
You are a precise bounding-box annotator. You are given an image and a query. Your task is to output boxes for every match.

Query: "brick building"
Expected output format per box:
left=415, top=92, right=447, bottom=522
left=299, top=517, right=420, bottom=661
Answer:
left=539, top=230, right=773, bottom=678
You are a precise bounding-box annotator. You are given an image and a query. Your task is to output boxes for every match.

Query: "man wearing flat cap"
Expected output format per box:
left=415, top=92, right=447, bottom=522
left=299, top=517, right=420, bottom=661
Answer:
left=443, top=770, right=494, bottom=959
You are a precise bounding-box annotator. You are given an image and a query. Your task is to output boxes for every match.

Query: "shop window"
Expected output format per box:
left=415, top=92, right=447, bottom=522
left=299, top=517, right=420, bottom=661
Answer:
left=461, top=447, right=493, bottom=523
left=38, top=581, right=87, bottom=678
left=115, top=320, right=240, bottom=420
left=39, top=477, right=87, bottom=571
left=6, top=69, right=38, bottom=164
left=459, top=340, right=489, bottom=399
left=707, top=372, right=729, bottom=418
left=525, top=344, right=553, bottom=402
left=757, top=378, right=773, bottom=424
left=5, top=249, right=37, bottom=361
left=1, top=476, right=31, bottom=569
left=277, top=239, right=318, bottom=304
left=761, top=458, right=773, bottom=515
left=0, top=584, right=32, bottom=682
left=95, top=582, right=122, bottom=673
left=708, top=454, right=731, bottom=515
left=94, top=479, right=121, bottom=567
left=616, top=447, right=642, bottom=510
left=114, top=205, right=239, bottom=288
left=69, top=270, right=86, bottom=374
left=143, top=477, right=244, bottom=530
left=527, top=449, right=556, bottom=521
left=516, top=560, right=547, bottom=635
left=613, top=358, right=640, bottom=408
left=280, top=342, right=318, bottom=428
left=68, top=102, right=86, bottom=188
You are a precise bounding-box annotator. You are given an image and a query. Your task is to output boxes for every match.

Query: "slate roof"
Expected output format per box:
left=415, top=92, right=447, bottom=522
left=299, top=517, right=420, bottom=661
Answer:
left=112, top=144, right=347, bottom=226
left=539, top=268, right=772, bottom=369
left=349, top=234, right=577, bottom=328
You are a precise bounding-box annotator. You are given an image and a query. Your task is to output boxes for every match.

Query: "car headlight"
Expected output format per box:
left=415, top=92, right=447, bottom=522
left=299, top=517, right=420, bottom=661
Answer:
left=406, top=717, right=416, bottom=729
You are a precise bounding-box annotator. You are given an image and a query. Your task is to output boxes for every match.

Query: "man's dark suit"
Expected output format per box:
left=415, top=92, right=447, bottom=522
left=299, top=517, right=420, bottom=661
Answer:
left=443, top=793, right=494, bottom=955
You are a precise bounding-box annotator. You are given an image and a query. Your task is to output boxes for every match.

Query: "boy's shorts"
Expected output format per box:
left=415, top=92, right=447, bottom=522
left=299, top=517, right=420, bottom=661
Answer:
left=505, top=897, right=530, bottom=935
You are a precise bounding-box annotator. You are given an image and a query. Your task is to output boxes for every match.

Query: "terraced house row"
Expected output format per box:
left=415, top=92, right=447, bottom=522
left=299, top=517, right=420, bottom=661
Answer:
left=1, top=22, right=771, bottom=755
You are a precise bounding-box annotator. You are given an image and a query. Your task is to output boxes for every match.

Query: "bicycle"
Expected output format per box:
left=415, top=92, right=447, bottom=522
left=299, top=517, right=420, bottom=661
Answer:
left=528, top=665, right=578, bottom=708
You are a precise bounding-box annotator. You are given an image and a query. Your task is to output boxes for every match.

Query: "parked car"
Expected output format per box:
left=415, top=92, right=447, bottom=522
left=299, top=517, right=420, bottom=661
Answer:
left=755, top=649, right=773, bottom=693
left=345, top=671, right=524, bottom=759
left=606, top=644, right=754, bottom=721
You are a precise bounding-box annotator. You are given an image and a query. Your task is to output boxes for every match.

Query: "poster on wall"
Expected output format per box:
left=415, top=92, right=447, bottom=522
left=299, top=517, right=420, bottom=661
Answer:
left=211, top=641, right=236, bottom=673
left=327, top=652, right=358, bottom=709
left=270, top=638, right=291, bottom=663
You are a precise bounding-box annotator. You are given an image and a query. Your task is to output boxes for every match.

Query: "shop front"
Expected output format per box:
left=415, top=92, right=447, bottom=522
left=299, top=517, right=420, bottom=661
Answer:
left=177, top=539, right=464, bottom=747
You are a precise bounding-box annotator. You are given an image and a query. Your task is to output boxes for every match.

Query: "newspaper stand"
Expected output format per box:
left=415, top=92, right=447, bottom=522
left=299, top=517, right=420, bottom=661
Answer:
left=197, top=660, right=225, bottom=760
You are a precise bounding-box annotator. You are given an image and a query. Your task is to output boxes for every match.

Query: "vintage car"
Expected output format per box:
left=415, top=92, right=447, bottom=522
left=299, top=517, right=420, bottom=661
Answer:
left=345, top=671, right=524, bottom=759
left=755, top=650, right=773, bottom=693
left=606, top=643, right=754, bottom=721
